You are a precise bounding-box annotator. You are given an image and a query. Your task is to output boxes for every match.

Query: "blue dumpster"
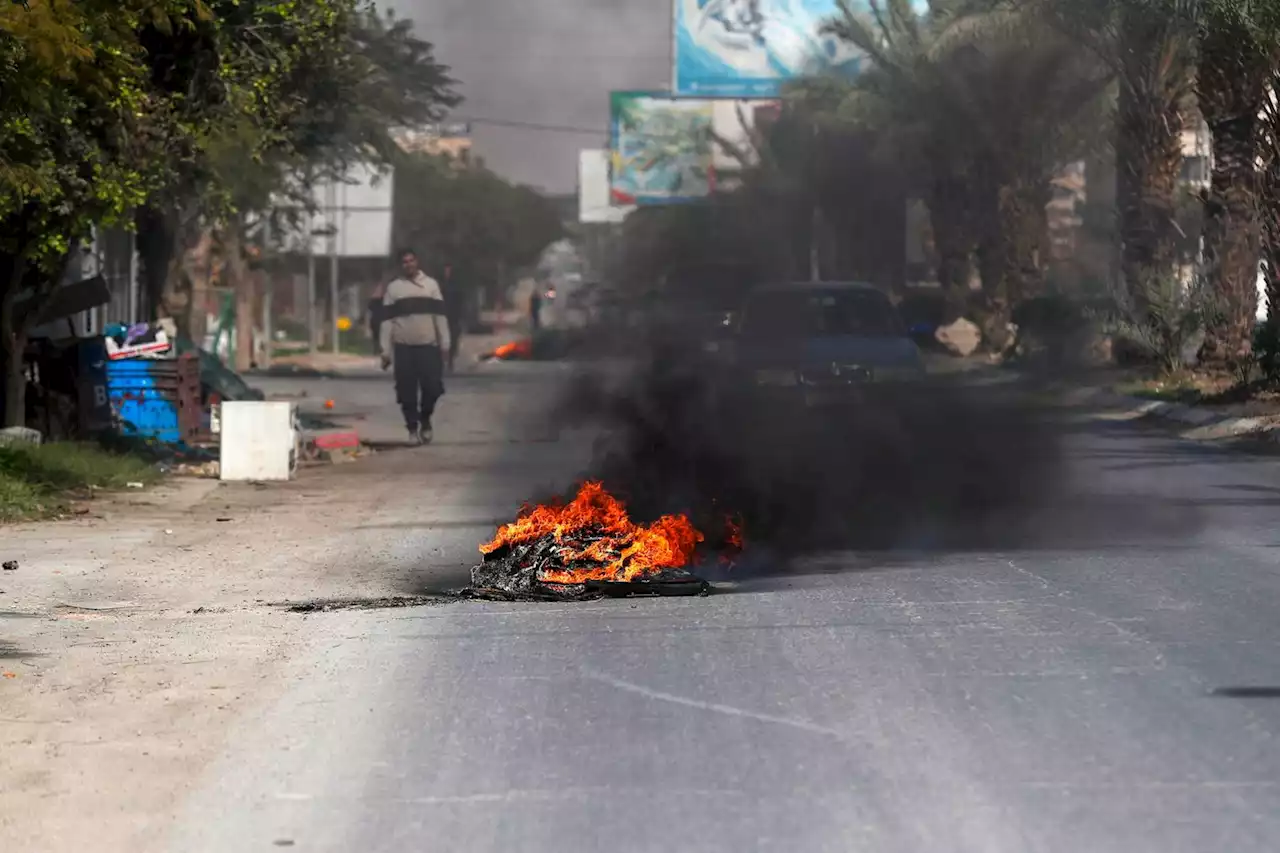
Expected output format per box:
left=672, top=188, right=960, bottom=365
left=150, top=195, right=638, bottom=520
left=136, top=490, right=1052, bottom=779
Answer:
left=104, top=356, right=201, bottom=444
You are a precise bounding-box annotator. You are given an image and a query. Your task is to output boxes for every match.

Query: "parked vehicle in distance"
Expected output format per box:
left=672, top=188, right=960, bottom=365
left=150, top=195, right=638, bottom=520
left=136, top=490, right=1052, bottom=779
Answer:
left=725, top=281, right=926, bottom=407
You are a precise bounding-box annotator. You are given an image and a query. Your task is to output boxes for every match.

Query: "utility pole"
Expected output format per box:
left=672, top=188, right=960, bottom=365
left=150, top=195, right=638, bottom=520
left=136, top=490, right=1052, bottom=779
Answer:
left=810, top=206, right=821, bottom=282
left=328, top=179, right=339, bottom=354
left=306, top=212, right=317, bottom=354
left=261, top=217, right=273, bottom=370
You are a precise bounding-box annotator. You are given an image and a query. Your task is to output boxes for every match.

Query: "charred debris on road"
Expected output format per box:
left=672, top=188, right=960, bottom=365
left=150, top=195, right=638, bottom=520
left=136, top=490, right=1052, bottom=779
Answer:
left=461, top=482, right=728, bottom=602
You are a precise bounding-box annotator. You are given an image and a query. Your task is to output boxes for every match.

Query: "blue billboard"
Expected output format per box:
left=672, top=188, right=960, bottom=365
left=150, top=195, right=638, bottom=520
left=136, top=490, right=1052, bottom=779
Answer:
left=673, top=0, right=864, bottom=97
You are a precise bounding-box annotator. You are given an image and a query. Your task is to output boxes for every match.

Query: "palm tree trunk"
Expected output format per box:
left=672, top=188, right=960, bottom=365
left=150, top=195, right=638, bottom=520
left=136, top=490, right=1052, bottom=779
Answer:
left=1115, top=32, right=1187, bottom=316
left=929, top=175, right=973, bottom=323
left=1201, top=115, right=1263, bottom=362
left=1012, top=178, right=1050, bottom=299
left=974, top=180, right=1034, bottom=354
left=1198, top=29, right=1269, bottom=364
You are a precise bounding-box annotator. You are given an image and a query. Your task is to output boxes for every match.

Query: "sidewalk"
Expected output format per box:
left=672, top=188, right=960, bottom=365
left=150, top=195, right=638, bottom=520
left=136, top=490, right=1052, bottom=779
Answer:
left=1061, top=383, right=1280, bottom=443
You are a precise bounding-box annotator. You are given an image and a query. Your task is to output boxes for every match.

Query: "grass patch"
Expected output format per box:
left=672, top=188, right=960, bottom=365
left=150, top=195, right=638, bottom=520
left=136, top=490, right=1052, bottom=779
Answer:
left=0, top=441, right=161, bottom=523
left=1112, top=369, right=1239, bottom=405
left=1115, top=378, right=1204, bottom=404
left=1110, top=368, right=1280, bottom=413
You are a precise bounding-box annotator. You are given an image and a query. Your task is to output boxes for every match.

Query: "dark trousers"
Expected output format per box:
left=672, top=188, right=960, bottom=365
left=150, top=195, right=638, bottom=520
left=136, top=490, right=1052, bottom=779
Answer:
left=393, top=343, right=444, bottom=429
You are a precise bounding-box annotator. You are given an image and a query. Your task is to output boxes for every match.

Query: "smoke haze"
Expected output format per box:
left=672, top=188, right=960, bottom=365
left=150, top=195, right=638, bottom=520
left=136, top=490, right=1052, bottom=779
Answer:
left=400, top=0, right=670, bottom=191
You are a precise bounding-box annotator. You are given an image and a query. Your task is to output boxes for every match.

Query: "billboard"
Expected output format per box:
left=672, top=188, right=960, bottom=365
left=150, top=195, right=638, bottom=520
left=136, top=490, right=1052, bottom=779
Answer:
left=673, top=0, right=864, bottom=97
left=610, top=92, right=715, bottom=206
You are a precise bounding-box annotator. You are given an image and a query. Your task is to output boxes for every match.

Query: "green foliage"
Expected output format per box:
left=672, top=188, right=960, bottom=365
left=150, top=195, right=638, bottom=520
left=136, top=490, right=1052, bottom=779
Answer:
left=141, top=0, right=458, bottom=218
left=0, top=0, right=205, bottom=271
left=1104, top=270, right=1214, bottom=374
left=0, top=0, right=459, bottom=425
left=392, top=154, right=565, bottom=298
left=0, top=0, right=457, bottom=268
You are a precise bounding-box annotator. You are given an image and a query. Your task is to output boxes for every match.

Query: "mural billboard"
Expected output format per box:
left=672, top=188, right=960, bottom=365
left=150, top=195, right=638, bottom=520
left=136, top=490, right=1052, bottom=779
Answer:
left=610, top=92, right=715, bottom=206
left=673, top=0, right=864, bottom=97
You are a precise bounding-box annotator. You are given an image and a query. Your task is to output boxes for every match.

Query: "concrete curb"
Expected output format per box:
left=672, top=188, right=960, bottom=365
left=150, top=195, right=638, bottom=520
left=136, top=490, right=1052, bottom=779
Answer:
left=1074, top=386, right=1280, bottom=443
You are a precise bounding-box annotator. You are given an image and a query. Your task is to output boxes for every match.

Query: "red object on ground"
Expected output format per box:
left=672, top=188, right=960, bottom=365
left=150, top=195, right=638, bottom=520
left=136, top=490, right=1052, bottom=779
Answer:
left=311, top=430, right=360, bottom=450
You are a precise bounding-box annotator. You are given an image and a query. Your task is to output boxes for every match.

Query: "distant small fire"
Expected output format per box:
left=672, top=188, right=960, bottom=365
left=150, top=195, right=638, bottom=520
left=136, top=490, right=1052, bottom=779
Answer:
left=486, top=339, right=533, bottom=361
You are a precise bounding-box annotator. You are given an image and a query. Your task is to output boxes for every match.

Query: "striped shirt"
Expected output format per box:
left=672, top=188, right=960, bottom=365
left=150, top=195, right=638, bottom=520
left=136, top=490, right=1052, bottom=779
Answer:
left=379, top=272, right=451, bottom=354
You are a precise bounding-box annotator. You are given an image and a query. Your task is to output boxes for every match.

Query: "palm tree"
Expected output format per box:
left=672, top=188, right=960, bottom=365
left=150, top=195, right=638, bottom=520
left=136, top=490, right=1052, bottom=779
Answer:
left=1196, top=1, right=1280, bottom=363
left=818, top=0, right=978, bottom=315
left=819, top=0, right=1109, bottom=344
left=1036, top=0, right=1197, bottom=320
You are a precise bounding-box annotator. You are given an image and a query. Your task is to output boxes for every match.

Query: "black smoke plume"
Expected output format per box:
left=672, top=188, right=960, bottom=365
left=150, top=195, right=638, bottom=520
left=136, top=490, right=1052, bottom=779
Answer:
left=547, top=326, right=1202, bottom=574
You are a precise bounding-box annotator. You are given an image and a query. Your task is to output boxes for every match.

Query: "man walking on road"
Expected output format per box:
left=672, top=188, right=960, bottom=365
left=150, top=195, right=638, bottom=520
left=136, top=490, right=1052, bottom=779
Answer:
left=380, top=248, right=450, bottom=445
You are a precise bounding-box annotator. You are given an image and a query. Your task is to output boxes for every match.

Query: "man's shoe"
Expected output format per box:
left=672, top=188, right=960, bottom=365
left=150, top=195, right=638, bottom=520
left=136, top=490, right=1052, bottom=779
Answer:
left=407, top=427, right=422, bottom=446
left=418, top=424, right=433, bottom=444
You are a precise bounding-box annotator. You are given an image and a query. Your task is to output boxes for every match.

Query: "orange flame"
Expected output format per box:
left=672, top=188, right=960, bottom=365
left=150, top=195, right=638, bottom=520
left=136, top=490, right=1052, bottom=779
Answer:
left=480, top=482, right=703, bottom=583
left=492, top=339, right=533, bottom=360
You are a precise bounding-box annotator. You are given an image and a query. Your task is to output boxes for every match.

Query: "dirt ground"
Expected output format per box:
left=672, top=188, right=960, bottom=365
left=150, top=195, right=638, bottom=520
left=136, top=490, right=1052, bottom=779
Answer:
left=0, top=360, right=581, bottom=852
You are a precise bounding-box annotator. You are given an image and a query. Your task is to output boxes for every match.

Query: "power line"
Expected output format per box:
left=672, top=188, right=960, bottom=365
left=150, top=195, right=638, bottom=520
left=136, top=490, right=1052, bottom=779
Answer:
left=456, top=116, right=606, bottom=136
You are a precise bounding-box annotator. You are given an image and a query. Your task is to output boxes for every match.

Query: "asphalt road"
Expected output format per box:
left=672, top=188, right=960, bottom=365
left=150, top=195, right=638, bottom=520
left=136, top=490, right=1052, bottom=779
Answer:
left=167, top=365, right=1280, bottom=852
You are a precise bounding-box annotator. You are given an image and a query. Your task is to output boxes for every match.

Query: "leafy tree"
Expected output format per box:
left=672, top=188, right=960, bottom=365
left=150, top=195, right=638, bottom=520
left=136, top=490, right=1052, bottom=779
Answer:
left=0, top=0, right=206, bottom=425
left=0, top=0, right=458, bottom=423
left=391, top=153, right=565, bottom=316
left=133, top=1, right=458, bottom=339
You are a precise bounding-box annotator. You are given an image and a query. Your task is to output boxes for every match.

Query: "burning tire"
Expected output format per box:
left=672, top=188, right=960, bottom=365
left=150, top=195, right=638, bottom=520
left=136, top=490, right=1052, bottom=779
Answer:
left=465, top=482, right=727, bottom=602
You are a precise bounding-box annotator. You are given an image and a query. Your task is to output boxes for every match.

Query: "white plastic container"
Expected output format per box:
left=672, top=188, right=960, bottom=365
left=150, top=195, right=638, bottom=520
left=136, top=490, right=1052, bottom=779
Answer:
left=219, top=401, right=298, bottom=481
